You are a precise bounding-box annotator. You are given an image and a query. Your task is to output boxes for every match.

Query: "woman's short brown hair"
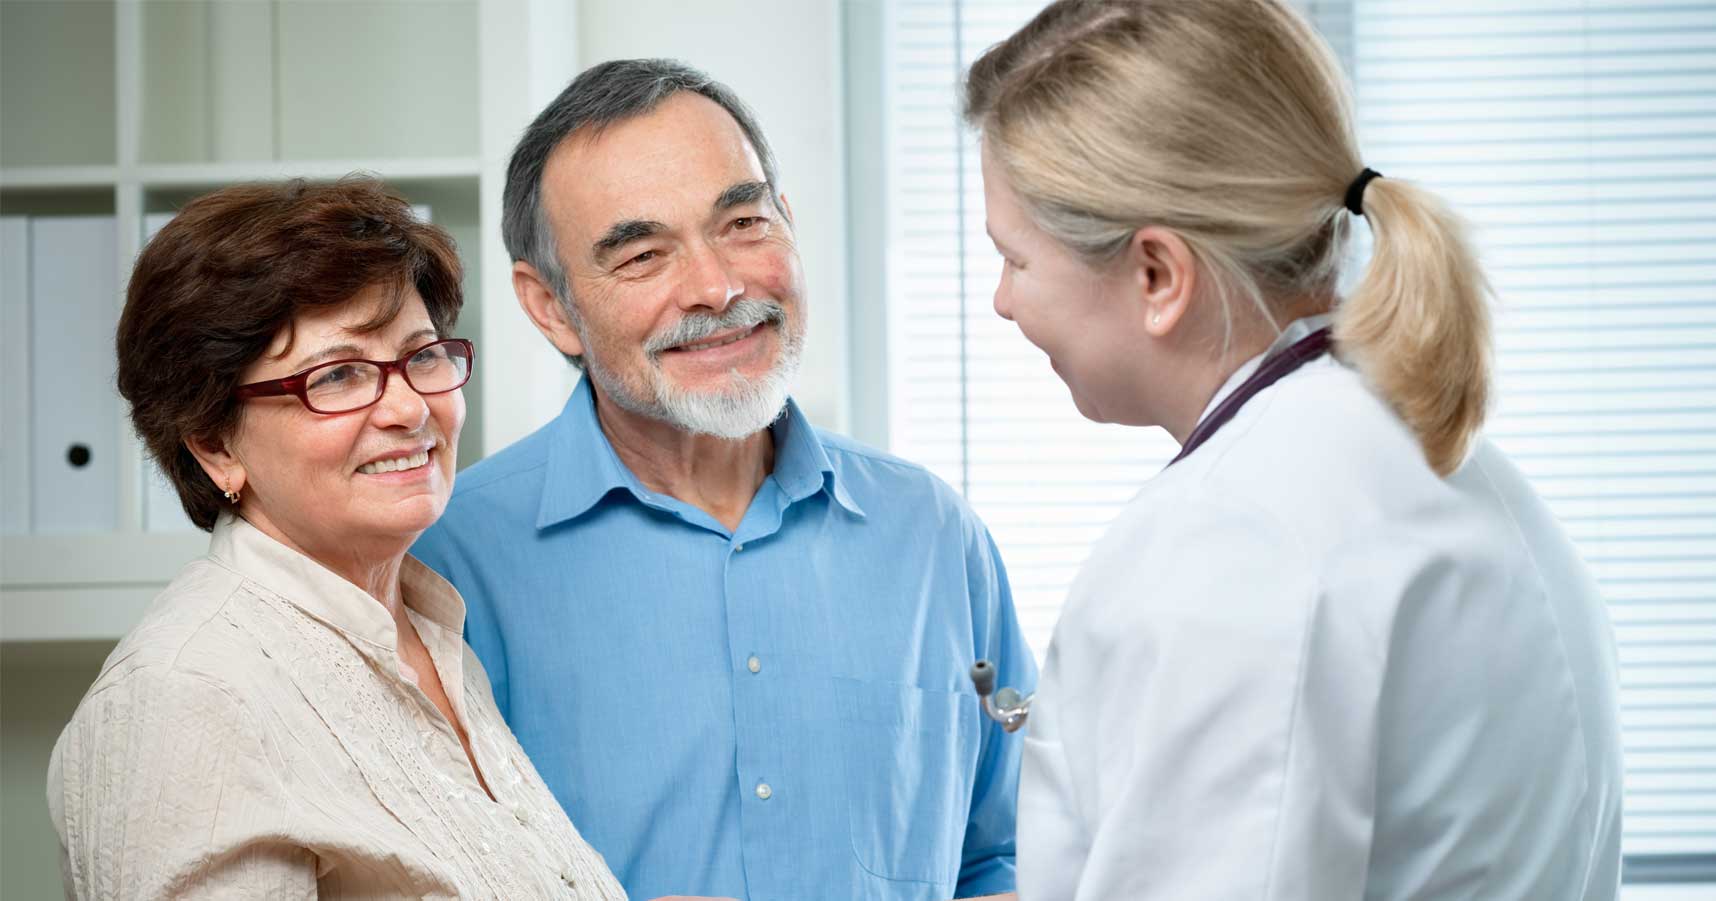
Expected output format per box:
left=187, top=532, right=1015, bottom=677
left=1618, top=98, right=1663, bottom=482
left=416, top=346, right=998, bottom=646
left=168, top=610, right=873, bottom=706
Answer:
left=118, top=176, right=465, bottom=530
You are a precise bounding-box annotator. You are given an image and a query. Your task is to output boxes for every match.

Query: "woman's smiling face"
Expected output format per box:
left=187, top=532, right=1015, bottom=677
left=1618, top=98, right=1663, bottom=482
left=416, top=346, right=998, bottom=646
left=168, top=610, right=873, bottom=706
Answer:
left=218, top=284, right=465, bottom=561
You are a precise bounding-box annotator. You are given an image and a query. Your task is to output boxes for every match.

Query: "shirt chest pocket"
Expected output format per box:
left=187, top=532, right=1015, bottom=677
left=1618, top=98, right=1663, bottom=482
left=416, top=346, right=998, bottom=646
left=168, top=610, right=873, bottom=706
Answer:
left=837, top=677, right=980, bottom=887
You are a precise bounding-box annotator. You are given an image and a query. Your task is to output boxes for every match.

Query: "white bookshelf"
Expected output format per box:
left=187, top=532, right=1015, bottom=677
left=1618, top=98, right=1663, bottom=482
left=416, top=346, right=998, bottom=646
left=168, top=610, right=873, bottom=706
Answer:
left=1, top=1, right=581, bottom=895
left=0, top=0, right=580, bottom=649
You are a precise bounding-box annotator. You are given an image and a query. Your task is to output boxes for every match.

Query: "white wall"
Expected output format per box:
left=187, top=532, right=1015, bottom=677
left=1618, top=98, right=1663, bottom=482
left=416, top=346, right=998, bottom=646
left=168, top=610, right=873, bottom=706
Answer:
left=577, top=0, right=851, bottom=432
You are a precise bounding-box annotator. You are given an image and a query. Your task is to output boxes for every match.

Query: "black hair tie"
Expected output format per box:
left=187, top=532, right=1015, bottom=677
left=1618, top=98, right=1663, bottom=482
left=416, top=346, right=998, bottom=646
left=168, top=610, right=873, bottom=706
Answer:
left=1344, top=167, right=1382, bottom=216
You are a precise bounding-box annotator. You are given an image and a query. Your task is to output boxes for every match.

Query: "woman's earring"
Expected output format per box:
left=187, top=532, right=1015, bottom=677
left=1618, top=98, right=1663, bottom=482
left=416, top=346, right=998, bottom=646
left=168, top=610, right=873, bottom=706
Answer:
left=223, top=479, right=241, bottom=504
left=1151, top=313, right=1161, bottom=326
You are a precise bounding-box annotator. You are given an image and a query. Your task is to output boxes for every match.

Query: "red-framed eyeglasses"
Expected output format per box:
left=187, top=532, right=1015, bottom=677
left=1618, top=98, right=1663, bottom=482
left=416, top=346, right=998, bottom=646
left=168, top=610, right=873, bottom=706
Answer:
left=234, top=338, right=475, bottom=415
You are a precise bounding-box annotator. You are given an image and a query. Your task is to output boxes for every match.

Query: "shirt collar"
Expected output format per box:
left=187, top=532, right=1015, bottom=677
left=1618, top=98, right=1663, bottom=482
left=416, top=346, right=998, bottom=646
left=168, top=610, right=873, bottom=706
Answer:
left=771, top=390, right=866, bottom=518
left=537, top=376, right=864, bottom=529
left=206, top=513, right=467, bottom=652
left=1195, top=312, right=1335, bottom=426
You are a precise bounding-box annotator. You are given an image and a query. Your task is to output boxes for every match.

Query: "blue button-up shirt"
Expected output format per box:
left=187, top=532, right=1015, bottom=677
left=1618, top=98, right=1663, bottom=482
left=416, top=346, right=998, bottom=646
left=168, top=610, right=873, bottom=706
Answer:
left=413, top=378, right=1036, bottom=901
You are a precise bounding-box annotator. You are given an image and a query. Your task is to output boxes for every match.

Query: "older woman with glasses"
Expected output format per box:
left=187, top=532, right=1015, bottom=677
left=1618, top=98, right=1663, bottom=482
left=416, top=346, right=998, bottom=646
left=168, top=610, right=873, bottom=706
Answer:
left=47, top=178, right=628, bottom=899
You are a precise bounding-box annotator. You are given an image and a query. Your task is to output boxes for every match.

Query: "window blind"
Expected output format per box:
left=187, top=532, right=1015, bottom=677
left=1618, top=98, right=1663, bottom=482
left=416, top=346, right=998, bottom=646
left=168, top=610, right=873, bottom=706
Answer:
left=886, top=0, right=1178, bottom=653
left=880, top=0, right=1716, bottom=866
left=1344, top=0, right=1716, bottom=863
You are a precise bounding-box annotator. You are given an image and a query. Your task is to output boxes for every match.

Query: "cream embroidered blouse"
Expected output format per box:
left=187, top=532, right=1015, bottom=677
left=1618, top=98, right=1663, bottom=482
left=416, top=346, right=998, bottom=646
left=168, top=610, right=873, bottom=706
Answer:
left=47, top=515, right=628, bottom=900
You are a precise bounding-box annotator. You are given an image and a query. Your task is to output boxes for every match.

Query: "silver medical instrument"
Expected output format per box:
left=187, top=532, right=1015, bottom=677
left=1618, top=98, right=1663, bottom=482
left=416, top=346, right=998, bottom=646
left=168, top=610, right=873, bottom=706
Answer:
left=970, top=659, right=1033, bottom=733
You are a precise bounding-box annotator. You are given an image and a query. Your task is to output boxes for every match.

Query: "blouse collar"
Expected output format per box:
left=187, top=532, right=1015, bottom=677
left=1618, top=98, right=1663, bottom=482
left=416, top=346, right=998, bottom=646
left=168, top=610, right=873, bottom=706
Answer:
left=206, top=513, right=466, bottom=655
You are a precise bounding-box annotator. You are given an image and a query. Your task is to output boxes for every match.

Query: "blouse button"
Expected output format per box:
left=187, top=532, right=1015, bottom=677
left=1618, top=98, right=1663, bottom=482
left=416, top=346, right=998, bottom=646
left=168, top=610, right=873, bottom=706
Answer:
left=755, top=781, right=773, bottom=801
left=746, top=655, right=761, bottom=674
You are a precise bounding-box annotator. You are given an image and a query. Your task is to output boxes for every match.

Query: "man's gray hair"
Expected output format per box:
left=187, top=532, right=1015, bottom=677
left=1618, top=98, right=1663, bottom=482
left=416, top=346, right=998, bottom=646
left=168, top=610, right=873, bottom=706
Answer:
left=502, top=58, right=783, bottom=365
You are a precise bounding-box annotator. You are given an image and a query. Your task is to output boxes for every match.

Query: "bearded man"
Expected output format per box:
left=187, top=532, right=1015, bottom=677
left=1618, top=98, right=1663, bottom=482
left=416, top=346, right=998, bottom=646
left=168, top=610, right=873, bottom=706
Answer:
left=414, top=58, right=1034, bottom=901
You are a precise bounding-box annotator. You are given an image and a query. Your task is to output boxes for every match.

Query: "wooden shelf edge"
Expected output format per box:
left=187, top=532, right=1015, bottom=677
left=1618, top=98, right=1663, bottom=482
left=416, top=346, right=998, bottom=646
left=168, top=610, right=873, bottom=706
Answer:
left=2, top=531, right=208, bottom=587
left=1, top=585, right=158, bottom=643
left=0, top=167, right=121, bottom=189
left=135, top=157, right=483, bottom=187
left=2, top=159, right=482, bottom=192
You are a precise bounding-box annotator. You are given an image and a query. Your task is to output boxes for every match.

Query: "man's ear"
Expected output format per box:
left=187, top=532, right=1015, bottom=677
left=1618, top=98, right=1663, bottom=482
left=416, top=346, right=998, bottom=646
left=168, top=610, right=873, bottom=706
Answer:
left=513, top=260, right=586, bottom=359
left=776, top=191, right=794, bottom=227
left=185, top=433, right=244, bottom=499
left=1130, top=226, right=1199, bottom=337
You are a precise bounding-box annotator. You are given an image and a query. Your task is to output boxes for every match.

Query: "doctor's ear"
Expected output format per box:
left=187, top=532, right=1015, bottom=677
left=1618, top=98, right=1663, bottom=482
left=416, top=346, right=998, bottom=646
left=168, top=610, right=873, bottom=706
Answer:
left=513, top=260, right=586, bottom=360
left=1128, top=226, right=1199, bottom=337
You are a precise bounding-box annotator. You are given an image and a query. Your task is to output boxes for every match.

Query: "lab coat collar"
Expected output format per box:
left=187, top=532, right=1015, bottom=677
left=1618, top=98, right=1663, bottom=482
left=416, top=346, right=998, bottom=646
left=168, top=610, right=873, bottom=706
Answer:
left=1194, top=313, right=1336, bottom=428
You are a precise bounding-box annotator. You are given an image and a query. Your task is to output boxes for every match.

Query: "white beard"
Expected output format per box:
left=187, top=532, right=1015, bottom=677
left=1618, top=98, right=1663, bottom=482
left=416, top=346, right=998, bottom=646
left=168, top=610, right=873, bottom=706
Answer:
left=649, top=349, right=799, bottom=439
left=581, top=298, right=804, bottom=440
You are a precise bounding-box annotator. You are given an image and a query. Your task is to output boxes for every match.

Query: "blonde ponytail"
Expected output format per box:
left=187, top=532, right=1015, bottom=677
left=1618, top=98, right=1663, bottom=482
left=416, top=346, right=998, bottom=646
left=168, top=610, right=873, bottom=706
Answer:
left=964, top=0, right=1495, bottom=477
left=1337, top=177, right=1492, bottom=474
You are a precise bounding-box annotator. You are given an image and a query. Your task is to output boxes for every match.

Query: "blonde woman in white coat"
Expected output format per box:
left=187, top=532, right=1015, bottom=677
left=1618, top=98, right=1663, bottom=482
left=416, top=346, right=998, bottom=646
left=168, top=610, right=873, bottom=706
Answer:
left=963, top=1, right=1624, bottom=899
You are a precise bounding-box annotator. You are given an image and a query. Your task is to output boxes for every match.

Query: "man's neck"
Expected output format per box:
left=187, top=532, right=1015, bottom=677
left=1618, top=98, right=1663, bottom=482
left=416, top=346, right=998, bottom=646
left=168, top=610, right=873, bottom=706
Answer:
left=591, top=386, right=776, bottom=532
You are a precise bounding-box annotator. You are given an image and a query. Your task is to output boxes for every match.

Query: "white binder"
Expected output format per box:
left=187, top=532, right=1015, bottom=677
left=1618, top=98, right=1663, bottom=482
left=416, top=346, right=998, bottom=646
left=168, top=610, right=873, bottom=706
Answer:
left=139, top=212, right=197, bottom=532
left=1, top=217, right=30, bottom=534
left=29, top=216, right=119, bottom=534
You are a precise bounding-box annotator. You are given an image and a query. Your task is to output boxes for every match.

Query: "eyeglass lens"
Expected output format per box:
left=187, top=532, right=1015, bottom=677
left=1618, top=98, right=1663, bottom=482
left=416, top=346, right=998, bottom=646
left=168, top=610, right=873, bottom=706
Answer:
left=304, top=341, right=471, bottom=413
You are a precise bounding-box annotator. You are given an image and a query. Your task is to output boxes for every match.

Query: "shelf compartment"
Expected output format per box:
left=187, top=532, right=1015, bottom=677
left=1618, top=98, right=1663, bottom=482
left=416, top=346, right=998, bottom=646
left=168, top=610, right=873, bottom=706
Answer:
left=139, top=0, right=480, bottom=165
left=0, top=1, right=117, bottom=168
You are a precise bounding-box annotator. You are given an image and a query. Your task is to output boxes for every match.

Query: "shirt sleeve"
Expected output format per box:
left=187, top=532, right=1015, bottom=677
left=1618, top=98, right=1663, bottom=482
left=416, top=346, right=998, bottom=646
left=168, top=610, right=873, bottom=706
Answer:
left=957, top=524, right=1039, bottom=897
left=1043, top=497, right=1382, bottom=900
left=49, top=666, right=318, bottom=901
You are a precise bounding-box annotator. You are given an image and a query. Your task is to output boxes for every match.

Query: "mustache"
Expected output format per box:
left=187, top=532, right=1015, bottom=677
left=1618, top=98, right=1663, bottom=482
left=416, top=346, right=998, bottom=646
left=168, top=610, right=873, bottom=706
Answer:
left=645, top=299, right=786, bottom=356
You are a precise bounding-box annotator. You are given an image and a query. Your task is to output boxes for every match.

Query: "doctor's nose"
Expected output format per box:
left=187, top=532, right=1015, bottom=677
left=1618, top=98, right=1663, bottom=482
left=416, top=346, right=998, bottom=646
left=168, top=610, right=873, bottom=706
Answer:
left=993, top=286, right=1015, bottom=322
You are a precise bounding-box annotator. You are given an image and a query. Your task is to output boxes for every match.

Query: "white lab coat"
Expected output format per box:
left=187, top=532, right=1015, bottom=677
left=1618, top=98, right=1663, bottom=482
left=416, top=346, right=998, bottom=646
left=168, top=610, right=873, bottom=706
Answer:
left=1018, top=318, right=1625, bottom=900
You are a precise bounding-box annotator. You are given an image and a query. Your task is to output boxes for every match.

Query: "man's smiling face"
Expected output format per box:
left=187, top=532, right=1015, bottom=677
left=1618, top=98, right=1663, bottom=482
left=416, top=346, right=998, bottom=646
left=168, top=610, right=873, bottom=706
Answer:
left=539, top=91, right=807, bottom=438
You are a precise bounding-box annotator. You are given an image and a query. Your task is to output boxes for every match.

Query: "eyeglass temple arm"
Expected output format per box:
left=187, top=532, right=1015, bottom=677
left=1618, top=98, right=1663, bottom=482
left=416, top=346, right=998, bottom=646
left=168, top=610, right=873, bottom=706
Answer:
left=233, top=378, right=300, bottom=399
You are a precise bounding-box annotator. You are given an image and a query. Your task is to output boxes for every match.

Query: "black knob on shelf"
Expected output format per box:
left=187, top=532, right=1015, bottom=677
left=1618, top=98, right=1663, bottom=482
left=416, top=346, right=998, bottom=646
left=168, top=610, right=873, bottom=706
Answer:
left=66, top=444, right=91, bottom=468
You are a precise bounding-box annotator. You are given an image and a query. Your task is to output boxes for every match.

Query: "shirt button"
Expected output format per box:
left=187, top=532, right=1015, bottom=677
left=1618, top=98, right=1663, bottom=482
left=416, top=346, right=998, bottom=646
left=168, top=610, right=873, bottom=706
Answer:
left=514, top=805, right=530, bottom=827
left=755, top=781, right=773, bottom=801
left=734, top=543, right=745, bottom=552
left=747, top=655, right=761, bottom=674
